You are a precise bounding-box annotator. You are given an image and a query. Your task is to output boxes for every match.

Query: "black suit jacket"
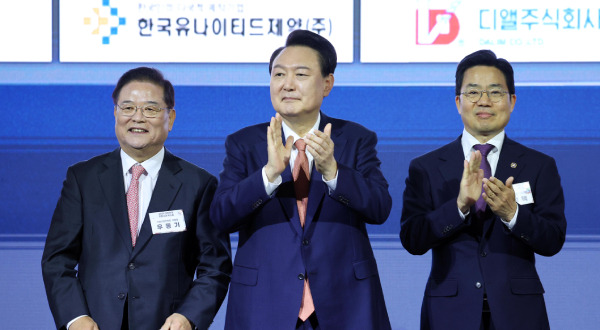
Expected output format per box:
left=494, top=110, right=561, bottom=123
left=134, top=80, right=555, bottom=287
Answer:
left=42, top=148, right=232, bottom=330
left=401, top=136, right=567, bottom=330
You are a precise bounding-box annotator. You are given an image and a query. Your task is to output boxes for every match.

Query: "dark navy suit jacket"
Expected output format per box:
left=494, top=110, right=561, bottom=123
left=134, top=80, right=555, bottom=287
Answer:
left=210, top=113, right=392, bottom=330
left=401, top=136, right=567, bottom=330
left=42, top=149, right=232, bottom=330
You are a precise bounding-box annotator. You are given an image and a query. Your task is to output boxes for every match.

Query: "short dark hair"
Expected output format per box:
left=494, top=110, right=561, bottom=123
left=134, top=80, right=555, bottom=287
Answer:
left=455, top=49, right=515, bottom=96
left=112, top=67, right=175, bottom=109
left=268, top=29, right=337, bottom=77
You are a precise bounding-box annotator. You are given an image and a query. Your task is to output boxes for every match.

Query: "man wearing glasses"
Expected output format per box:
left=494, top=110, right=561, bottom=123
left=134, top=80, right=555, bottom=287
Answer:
left=400, top=50, right=566, bottom=330
left=42, top=67, right=232, bottom=330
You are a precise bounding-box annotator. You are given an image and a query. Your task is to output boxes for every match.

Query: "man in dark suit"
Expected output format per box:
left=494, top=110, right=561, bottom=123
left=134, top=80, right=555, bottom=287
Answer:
left=210, top=30, right=392, bottom=329
left=400, top=50, right=567, bottom=330
left=41, top=67, right=232, bottom=330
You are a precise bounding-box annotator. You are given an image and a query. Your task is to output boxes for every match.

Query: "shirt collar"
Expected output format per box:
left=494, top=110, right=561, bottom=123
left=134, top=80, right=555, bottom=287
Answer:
left=461, top=129, right=505, bottom=158
left=281, top=112, right=321, bottom=149
left=121, top=147, right=165, bottom=178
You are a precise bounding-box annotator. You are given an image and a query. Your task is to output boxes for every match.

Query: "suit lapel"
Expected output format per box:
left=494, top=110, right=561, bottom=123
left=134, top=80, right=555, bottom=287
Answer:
left=304, top=113, right=343, bottom=230
left=320, top=113, right=347, bottom=163
left=438, top=137, right=465, bottom=192
left=278, top=164, right=301, bottom=235
left=132, top=150, right=182, bottom=256
left=494, top=137, right=525, bottom=182
left=98, top=149, right=132, bottom=253
left=304, top=163, right=326, bottom=230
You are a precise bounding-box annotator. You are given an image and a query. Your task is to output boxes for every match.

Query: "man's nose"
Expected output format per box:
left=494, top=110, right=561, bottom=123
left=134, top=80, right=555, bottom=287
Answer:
left=131, top=107, right=146, bottom=120
left=478, top=91, right=492, bottom=104
left=283, top=75, right=295, bottom=90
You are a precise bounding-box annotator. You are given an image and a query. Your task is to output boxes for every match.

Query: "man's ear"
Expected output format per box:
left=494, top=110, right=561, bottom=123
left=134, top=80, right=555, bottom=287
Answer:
left=323, top=74, right=334, bottom=97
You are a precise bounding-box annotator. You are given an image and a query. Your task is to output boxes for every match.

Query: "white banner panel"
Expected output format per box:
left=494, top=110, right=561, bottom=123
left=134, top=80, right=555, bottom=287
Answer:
left=0, top=1, right=52, bottom=62
left=60, top=0, right=353, bottom=63
left=361, top=0, right=600, bottom=62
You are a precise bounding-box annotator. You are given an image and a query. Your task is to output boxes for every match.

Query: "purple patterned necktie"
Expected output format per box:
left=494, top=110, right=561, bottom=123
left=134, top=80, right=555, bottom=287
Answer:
left=473, top=144, right=494, bottom=214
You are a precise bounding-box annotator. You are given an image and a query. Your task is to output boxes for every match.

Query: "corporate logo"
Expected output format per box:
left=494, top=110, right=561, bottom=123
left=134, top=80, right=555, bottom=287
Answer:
left=83, top=0, right=126, bottom=44
left=416, top=9, right=460, bottom=45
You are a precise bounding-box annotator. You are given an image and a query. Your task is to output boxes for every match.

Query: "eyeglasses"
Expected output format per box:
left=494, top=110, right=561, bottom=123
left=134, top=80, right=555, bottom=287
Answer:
left=115, top=104, right=170, bottom=118
left=460, top=89, right=509, bottom=103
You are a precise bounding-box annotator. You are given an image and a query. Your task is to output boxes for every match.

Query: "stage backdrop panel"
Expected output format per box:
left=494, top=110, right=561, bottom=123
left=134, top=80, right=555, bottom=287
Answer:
left=1, top=85, right=598, bottom=238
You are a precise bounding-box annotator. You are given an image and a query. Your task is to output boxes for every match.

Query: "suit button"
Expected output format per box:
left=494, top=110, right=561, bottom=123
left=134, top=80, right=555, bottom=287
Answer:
left=117, top=293, right=126, bottom=300
left=302, top=239, right=309, bottom=246
left=128, top=263, right=135, bottom=270
left=338, top=196, right=349, bottom=205
left=298, top=273, right=305, bottom=280
left=475, top=282, right=482, bottom=289
left=481, top=251, right=487, bottom=257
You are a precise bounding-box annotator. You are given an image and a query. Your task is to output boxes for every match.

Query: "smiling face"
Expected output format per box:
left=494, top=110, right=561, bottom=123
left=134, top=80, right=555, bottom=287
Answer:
left=114, top=80, right=176, bottom=162
left=456, top=65, right=516, bottom=143
left=269, top=46, right=333, bottom=124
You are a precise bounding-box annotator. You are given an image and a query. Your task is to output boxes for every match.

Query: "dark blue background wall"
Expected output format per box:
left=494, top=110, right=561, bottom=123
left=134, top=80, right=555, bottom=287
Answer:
left=2, top=85, right=598, bottom=238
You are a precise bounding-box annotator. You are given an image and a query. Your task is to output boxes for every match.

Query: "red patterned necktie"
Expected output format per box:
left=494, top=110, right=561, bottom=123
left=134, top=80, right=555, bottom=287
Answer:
left=126, top=164, right=145, bottom=247
left=292, top=139, right=315, bottom=320
left=293, top=139, right=310, bottom=227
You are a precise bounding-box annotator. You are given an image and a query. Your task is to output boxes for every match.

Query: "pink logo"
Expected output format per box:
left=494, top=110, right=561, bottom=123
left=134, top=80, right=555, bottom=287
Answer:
left=416, top=9, right=460, bottom=45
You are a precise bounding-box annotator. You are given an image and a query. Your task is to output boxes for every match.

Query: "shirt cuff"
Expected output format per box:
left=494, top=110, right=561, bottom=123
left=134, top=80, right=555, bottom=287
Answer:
left=458, top=207, right=469, bottom=220
left=322, top=170, right=338, bottom=194
left=67, top=315, right=88, bottom=329
left=501, top=205, right=519, bottom=230
left=262, top=166, right=281, bottom=196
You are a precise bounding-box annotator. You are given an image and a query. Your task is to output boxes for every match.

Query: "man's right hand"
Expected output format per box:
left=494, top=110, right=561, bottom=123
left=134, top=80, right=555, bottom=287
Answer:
left=457, top=150, right=484, bottom=214
left=69, top=316, right=99, bottom=330
left=264, top=113, right=293, bottom=182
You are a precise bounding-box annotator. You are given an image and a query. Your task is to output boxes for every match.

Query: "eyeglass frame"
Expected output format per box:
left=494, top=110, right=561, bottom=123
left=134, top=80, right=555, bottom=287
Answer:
left=115, top=103, right=171, bottom=118
left=459, top=89, right=510, bottom=103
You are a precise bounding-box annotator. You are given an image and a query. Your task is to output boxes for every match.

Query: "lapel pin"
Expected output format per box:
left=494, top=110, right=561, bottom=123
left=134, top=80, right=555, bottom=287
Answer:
left=511, top=162, right=517, bottom=168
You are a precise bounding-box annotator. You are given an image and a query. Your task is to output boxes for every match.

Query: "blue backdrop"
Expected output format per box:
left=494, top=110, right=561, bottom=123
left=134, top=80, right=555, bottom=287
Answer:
left=1, top=83, right=599, bottom=329
left=1, top=85, right=599, bottom=238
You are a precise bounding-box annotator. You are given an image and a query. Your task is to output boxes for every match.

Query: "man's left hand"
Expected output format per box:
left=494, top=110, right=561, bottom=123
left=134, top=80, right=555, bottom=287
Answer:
left=305, top=123, right=337, bottom=181
left=160, top=313, right=192, bottom=330
left=483, top=176, right=517, bottom=220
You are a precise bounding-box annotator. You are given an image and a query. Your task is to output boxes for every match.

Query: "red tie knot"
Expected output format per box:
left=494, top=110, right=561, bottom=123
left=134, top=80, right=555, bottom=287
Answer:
left=131, top=164, right=145, bottom=180
left=295, top=139, right=306, bottom=152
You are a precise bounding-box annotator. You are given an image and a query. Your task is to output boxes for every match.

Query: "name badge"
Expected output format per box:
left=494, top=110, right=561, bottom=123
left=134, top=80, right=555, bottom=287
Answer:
left=149, top=210, right=187, bottom=234
left=513, top=182, right=534, bottom=205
